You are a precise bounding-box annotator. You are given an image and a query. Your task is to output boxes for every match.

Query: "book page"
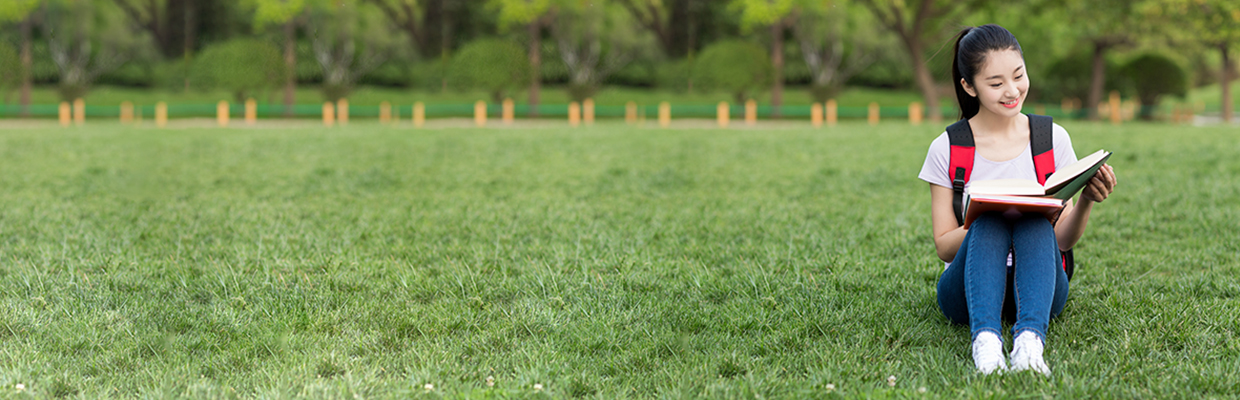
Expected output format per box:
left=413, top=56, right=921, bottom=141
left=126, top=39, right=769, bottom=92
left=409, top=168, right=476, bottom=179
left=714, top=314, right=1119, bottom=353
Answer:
left=967, top=179, right=1046, bottom=196
left=1043, top=149, right=1110, bottom=193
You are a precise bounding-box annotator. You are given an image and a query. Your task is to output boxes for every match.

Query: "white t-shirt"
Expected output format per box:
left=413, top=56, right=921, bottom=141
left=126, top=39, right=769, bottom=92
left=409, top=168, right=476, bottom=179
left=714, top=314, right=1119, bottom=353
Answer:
left=918, top=121, right=1079, bottom=269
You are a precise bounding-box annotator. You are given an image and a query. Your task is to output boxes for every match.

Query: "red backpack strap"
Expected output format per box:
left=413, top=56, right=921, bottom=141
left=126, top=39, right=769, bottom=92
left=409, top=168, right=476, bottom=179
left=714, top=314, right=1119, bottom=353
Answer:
left=946, top=119, right=975, bottom=226
left=1029, top=114, right=1055, bottom=185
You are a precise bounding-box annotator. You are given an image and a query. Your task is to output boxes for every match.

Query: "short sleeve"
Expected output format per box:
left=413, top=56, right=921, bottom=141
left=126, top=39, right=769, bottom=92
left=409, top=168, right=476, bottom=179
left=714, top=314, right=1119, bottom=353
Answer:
left=918, top=132, right=953, bottom=188
left=1051, top=123, right=1077, bottom=170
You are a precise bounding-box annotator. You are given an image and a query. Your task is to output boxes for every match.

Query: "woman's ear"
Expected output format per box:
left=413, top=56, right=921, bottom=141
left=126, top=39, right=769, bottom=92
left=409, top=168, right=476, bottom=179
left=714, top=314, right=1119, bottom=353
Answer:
left=960, top=78, right=977, bottom=98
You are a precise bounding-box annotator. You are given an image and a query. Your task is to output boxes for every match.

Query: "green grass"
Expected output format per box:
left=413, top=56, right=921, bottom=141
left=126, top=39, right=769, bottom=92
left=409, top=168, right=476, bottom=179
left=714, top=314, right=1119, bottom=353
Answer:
left=0, top=121, right=1237, bottom=398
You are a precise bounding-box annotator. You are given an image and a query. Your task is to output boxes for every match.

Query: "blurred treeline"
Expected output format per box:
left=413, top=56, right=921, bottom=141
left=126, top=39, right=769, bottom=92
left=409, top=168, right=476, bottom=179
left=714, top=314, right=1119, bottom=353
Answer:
left=0, top=0, right=1236, bottom=120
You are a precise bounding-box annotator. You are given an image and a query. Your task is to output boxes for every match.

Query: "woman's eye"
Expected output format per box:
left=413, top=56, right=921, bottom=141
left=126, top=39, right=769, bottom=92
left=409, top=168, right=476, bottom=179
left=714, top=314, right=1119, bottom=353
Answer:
left=1015, top=74, right=1024, bottom=80
left=990, top=83, right=1002, bottom=88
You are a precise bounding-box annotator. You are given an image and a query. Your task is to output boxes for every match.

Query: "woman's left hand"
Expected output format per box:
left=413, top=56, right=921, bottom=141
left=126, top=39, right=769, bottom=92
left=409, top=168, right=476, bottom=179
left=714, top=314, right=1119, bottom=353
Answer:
left=1081, top=164, right=1117, bottom=203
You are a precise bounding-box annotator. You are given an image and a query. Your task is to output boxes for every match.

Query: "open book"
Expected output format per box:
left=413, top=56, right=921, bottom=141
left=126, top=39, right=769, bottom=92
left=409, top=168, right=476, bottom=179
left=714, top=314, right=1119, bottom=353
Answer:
left=963, top=149, right=1111, bottom=228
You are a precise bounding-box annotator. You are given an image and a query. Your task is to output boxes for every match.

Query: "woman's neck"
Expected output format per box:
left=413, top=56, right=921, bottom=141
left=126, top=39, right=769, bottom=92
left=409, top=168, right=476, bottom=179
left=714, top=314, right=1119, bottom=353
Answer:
left=969, top=109, right=1024, bottom=139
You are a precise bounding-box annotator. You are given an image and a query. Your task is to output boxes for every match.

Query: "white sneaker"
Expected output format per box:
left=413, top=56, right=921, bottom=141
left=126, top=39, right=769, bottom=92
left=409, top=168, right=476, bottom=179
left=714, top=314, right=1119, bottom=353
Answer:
left=1010, top=331, right=1051, bottom=376
left=972, top=331, right=1007, bottom=375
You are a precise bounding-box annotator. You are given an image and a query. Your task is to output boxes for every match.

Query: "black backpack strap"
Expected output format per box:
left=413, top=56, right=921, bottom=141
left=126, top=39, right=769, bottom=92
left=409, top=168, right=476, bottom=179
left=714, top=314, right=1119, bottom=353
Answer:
left=1028, top=114, right=1077, bottom=280
left=945, top=119, right=975, bottom=226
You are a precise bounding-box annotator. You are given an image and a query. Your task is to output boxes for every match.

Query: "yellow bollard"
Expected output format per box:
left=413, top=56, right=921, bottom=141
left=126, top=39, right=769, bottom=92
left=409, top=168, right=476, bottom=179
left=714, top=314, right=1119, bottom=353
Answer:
left=745, top=99, right=757, bottom=125
left=323, top=102, right=335, bottom=127
left=413, top=102, right=425, bottom=128
left=336, top=99, right=349, bottom=126
left=245, top=99, right=257, bottom=125
left=909, top=102, right=923, bottom=126
left=120, top=101, right=134, bottom=124
left=217, top=100, right=229, bottom=127
left=717, top=101, right=730, bottom=128
left=625, top=101, right=637, bottom=124
left=59, top=102, right=71, bottom=127
left=658, top=102, right=670, bottom=128
left=156, top=102, right=167, bottom=128
left=569, top=102, right=581, bottom=127
left=502, top=98, right=514, bottom=125
left=380, top=101, right=391, bottom=124
left=73, top=98, right=85, bottom=126
left=474, top=100, right=487, bottom=127
left=868, top=102, right=880, bottom=126
left=811, top=103, right=823, bottom=128
left=583, top=98, right=595, bottom=126
left=826, top=99, right=837, bottom=127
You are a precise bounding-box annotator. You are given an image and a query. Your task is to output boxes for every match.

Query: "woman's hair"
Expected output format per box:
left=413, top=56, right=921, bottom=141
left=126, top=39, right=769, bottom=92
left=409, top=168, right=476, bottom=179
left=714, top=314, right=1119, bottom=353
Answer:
left=952, top=24, right=1023, bottom=120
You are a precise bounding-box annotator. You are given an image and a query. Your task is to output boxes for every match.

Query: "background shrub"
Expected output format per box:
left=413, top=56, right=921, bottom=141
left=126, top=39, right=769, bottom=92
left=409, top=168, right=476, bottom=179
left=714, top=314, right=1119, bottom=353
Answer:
left=692, top=40, right=771, bottom=103
left=1124, top=53, right=1187, bottom=119
left=446, top=39, right=530, bottom=103
left=191, top=39, right=287, bottom=103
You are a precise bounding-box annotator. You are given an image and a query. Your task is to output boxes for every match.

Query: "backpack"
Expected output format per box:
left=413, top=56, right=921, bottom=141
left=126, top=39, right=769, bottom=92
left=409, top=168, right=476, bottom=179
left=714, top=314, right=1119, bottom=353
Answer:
left=946, top=114, right=1076, bottom=280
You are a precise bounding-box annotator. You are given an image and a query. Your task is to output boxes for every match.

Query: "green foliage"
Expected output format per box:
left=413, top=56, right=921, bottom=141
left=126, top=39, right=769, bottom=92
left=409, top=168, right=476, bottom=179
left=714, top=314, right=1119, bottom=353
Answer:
left=245, top=0, right=307, bottom=27
left=191, top=39, right=287, bottom=103
left=447, top=39, right=530, bottom=103
left=730, top=0, right=797, bottom=31
left=655, top=58, right=695, bottom=93
left=0, top=42, right=18, bottom=93
left=693, top=40, right=772, bottom=103
left=1042, top=52, right=1129, bottom=104
left=1124, top=53, right=1187, bottom=118
left=0, top=0, right=39, bottom=23
left=489, top=0, right=554, bottom=30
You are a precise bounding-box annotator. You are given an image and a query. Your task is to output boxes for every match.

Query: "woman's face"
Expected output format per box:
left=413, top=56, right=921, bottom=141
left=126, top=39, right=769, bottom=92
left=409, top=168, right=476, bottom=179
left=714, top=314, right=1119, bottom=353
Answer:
left=961, top=49, right=1028, bottom=119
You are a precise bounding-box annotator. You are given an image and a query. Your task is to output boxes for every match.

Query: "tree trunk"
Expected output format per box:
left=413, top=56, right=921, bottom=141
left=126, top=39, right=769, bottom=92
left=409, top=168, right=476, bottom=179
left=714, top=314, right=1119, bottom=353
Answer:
left=1222, top=43, right=1233, bottom=124
left=183, top=0, right=195, bottom=92
left=284, top=19, right=296, bottom=117
left=528, top=21, right=541, bottom=117
left=771, top=21, right=783, bottom=118
left=19, top=15, right=32, bottom=117
left=1086, top=42, right=1107, bottom=121
left=903, top=35, right=940, bottom=123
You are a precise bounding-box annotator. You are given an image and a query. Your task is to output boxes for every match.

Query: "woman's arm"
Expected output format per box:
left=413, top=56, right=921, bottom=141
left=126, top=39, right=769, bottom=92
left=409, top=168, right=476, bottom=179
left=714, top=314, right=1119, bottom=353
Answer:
left=930, top=184, right=967, bottom=262
left=1054, top=164, right=1117, bottom=251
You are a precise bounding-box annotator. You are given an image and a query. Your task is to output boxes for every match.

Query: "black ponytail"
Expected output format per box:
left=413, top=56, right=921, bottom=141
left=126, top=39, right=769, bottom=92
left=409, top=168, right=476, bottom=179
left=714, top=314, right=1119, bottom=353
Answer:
left=952, top=24, right=1022, bottom=120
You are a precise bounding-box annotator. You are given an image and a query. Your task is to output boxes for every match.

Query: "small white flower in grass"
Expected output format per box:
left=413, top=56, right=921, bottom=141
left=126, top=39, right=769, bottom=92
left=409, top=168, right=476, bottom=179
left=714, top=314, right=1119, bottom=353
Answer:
left=918, top=386, right=927, bottom=393
left=533, top=383, right=544, bottom=391
left=825, top=383, right=835, bottom=391
left=15, top=384, right=26, bottom=392
left=486, top=376, right=495, bottom=387
left=423, top=383, right=434, bottom=391
left=887, top=375, right=896, bottom=387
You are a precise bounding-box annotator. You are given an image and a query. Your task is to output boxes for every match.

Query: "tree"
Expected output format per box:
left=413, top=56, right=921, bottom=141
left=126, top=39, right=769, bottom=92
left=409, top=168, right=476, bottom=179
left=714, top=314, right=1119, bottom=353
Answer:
left=1060, top=0, right=1145, bottom=121
left=191, top=38, right=287, bottom=103
left=0, top=0, right=42, bottom=115
left=731, top=0, right=797, bottom=116
left=617, top=0, right=718, bottom=59
left=491, top=0, right=555, bottom=116
left=43, top=0, right=152, bottom=101
left=793, top=0, right=879, bottom=103
left=248, top=0, right=307, bottom=115
left=1124, top=53, right=1186, bottom=120
left=447, top=39, right=530, bottom=103
left=693, top=40, right=771, bottom=103
left=1143, top=0, right=1240, bottom=122
left=551, top=0, right=651, bottom=101
left=856, top=0, right=973, bottom=123
left=305, top=0, right=402, bottom=101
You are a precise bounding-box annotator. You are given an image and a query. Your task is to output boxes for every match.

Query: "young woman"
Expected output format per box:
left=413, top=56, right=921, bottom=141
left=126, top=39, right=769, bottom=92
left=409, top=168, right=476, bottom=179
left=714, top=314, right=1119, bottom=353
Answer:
left=917, top=25, right=1117, bottom=375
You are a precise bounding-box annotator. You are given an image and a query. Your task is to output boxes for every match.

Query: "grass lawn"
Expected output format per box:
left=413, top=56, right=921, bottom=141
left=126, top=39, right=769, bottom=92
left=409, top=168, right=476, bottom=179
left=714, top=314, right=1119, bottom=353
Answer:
left=0, top=121, right=1237, bottom=398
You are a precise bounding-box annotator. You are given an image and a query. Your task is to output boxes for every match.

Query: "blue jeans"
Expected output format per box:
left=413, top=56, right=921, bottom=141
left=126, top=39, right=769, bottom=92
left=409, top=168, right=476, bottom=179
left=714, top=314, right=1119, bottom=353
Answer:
left=937, top=213, right=1070, bottom=341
